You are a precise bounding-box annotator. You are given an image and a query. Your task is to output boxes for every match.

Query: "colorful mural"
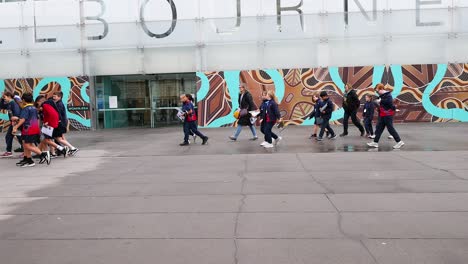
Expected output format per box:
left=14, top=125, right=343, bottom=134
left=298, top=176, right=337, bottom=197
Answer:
left=0, top=76, right=91, bottom=132
left=196, top=63, right=468, bottom=127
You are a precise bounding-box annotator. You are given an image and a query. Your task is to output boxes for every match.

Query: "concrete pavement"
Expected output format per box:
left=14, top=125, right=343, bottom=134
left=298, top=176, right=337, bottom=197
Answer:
left=0, top=123, right=467, bottom=264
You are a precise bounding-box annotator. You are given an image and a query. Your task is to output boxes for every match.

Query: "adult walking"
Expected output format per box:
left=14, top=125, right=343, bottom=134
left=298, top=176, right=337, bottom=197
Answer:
left=340, top=84, right=365, bottom=137
left=229, top=83, right=258, bottom=141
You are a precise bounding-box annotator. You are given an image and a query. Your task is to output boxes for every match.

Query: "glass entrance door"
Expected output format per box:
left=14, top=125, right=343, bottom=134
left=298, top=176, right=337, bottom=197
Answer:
left=96, top=73, right=197, bottom=129
left=150, top=73, right=197, bottom=128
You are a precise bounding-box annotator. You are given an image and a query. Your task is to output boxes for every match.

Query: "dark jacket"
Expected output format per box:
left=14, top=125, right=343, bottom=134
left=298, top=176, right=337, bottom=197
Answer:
left=308, top=99, right=322, bottom=119
left=260, top=99, right=280, bottom=123
left=55, top=100, right=68, bottom=127
left=238, top=91, right=256, bottom=126
left=378, top=92, right=396, bottom=111
left=363, top=101, right=375, bottom=120
left=318, top=98, right=334, bottom=120
left=0, top=98, right=21, bottom=120
left=342, top=89, right=360, bottom=112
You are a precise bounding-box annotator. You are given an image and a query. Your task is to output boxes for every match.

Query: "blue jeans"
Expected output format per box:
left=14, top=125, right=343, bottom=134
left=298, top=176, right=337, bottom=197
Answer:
left=5, top=126, right=22, bottom=152
left=233, top=125, right=257, bottom=139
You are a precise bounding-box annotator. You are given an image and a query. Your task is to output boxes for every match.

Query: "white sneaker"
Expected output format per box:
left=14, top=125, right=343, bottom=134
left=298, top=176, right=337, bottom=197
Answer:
left=370, top=135, right=376, bottom=139
left=388, top=135, right=394, bottom=139
left=393, top=141, right=405, bottom=149
left=274, top=137, right=282, bottom=146
left=260, top=141, right=268, bottom=146
left=263, top=143, right=275, bottom=148
left=367, top=142, right=379, bottom=148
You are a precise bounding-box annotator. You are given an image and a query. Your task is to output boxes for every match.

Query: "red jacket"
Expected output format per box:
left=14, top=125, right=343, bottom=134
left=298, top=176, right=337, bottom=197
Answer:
left=42, top=103, right=60, bottom=128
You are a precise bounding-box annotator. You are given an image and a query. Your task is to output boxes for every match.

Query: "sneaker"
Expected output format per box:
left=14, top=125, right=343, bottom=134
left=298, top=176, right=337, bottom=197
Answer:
left=339, top=133, right=348, bottom=137
left=250, top=136, right=258, bottom=141
left=14, top=147, right=23, bottom=153
left=16, top=159, right=27, bottom=166
left=274, top=137, right=282, bottom=146
left=202, top=137, right=209, bottom=145
left=263, top=143, right=274, bottom=148
left=69, top=148, right=79, bottom=157
left=370, top=135, right=375, bottom=139
left=39, top=152, right=51, bottom=165
left=367, top=142, right=379, bottom=148
left=13, top=148, right=24, bottom=153
left=388, top=135, right=394, bottom=139
left=179, top=141, right=190, bottom=146
left=0, top=152, right=13, bottom=158
left=393, top=141, right=405, bottom=149
left=260, top=141, right=268, bottom=146
left=309, top=134, right=317, bottom=139
left=229, top=136, right=237, bottom=141
left=316, top=137, right=323, bottom=141
left=329, top=135, right=338, bottom=140
left=20, top=160, right=36, bottom=168
left=62, top=146, right=70, bottom=158
left=50, top=153, right=58, bottom=159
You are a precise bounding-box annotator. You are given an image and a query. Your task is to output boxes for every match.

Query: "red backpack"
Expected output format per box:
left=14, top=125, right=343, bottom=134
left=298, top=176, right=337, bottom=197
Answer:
left=379, top=105, right=395, bottom=117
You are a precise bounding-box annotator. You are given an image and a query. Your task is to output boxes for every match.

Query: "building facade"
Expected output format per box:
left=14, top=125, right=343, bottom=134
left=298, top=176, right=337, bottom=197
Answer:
left=0, top=0, right=467, bottom=131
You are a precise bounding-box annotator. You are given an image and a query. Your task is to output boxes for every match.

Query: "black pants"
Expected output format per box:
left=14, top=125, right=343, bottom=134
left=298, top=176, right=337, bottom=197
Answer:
left=374, top=116, right=401, bottom=143
left=343, top=110, right=364, bottom=134
left=319, top=118, right=335, bottom=138
left=364, top=118, right=374, bottom=135
left=261, top=121, right=278, bottom=144
left=5, top=126, right=22, bottom=152
left=183, top=121, right=206, bottom=143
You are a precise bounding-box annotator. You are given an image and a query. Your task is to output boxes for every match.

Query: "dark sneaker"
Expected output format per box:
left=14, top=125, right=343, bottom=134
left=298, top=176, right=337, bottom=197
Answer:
left=62, top=147, right=70, bottom=158
left=39, top=152, right=51, bottom=165
left=202, top=137, right=209, bottom=145
left=21, top=160, right=35, bottom=168
left=50, top=153, right=58, bottom=159
left=179, top=142, right=190, bottom=146
left=16, top=159, right=27, bottom=167
left=339, top=133, right=348, bottom=137
left=14, top=147, right=23, bottom=153
left=69, top=148, right=79, bottom=157
left=228, top=136, right=237, bottom=141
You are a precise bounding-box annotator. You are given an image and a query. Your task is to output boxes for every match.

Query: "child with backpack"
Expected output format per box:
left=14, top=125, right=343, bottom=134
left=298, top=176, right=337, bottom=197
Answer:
left=259, top=90, right=282, bottom=148
left=367, top=84, right=405, bottom=149
left=363, top=94, right=375, bottom=139
left=179, top=94, right=208, bottom=146
left=316, top=91, right=337, bottom=141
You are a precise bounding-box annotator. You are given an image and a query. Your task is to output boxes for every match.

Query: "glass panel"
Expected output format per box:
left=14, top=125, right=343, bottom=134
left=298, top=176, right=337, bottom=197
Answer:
left=100, top=109, right=151, bottom=129
left=150, top=73, right=197, bottom=127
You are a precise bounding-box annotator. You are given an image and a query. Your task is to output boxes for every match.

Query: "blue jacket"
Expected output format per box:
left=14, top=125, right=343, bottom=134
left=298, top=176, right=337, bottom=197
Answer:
left=0, top=98, right=21, bottom=120
left=55, top=100, right=68, bottom=126
left=308, top=99, right=322, bottom=119
left=260, top=99, right=281, bottom=123
left=363, top=101, right=375, bottom=120
left=318, top=98, right=334, bottom=119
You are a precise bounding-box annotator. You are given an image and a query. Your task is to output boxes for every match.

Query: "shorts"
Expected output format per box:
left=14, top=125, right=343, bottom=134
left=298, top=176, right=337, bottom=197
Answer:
left=44, top=128, right=63, bottom=139
left=23, top=134, right=40, bottom=144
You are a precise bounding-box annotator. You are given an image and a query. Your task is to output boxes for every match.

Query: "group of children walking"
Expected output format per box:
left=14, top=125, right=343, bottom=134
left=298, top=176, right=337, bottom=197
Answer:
left=182, top=82, right=404, bottom=150
left=1, top=91, right=79, bottom=168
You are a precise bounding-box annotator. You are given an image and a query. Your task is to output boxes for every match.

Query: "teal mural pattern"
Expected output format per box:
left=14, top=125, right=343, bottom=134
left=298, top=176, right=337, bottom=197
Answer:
left=0, top=76, right=91, bottom=132
left=196, top=63, right=468, bottom=127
